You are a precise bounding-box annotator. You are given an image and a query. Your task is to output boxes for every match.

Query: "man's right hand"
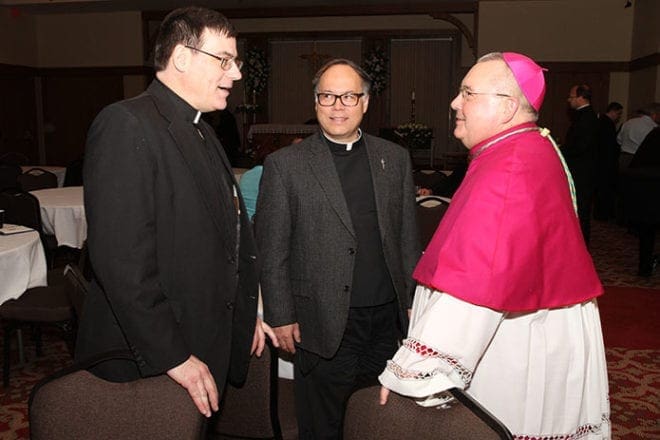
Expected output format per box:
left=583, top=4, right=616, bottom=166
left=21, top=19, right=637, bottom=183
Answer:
left=167, top=355, right=218, bottom=418
left=273, top=323, right=301, bottom=354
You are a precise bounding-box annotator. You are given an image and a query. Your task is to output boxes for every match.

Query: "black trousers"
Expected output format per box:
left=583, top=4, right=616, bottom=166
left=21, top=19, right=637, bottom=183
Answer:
left=294, top=301, right=400, bottom=440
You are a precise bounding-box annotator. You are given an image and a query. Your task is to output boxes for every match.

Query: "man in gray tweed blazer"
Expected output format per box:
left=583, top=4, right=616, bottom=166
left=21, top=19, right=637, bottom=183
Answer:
left=256, top=58, right=420, bottom=439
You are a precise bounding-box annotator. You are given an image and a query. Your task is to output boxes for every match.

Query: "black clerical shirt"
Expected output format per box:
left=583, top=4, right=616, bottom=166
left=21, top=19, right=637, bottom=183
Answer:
left=325, top=134, right=396, bottom=307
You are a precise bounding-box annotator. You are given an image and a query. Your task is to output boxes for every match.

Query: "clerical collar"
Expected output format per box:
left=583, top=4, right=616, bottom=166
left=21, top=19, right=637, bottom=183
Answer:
left=153, top=78, right=201, bottom=124
left=322, top=129, right=363, bottom=151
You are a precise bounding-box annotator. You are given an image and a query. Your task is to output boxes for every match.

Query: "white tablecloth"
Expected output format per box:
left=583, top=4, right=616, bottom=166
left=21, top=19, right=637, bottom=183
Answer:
left=21, top=166, right=67, bottom=187
left=0, top=227, right=47, bottom=305
left=30, top=186, right=86, bottom=249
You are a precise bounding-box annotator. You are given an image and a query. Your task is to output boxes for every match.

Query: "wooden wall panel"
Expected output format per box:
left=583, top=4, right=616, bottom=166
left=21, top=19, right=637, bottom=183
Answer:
left=42, top=75, right=124, bottom=165
left=0, top=74, right=38, bottom=163
left=268, top=39, right=362, bottom=125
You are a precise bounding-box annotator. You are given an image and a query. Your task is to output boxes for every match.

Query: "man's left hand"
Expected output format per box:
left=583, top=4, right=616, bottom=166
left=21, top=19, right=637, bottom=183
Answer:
left=251, top=317, right=280, bottom=357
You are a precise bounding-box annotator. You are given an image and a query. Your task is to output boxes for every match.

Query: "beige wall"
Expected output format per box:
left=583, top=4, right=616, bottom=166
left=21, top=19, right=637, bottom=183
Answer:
left=234, top=13, right=476, bottom=66
left=0, top=7, right=37, bottom=66
left=478, top=0, right=635, bottom=61
left=631, top=0, right=659, bottom=59
left=34, top=11, right=142, bottom=67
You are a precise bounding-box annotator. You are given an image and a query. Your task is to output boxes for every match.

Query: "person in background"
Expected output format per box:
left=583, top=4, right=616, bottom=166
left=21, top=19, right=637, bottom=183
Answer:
left=239, top=136, right=304, bottom=220
left=593, top=101, right=623, bottom=221
left=562, top=84, right=599, bottom=245
left=622, top=126, right=660, bottom=277
left=256, top=58, right=420, bottom=439
left=76, top=6, right=267, bottom=422
left=618, top=103, right=660, bottom=170
left=379, top=52, right=610, bottom=439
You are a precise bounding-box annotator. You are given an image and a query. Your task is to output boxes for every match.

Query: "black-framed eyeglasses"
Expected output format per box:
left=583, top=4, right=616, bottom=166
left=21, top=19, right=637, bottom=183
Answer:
left=185, top=45, right=243, bottom=71
left=458, top=86, right=511, bottom=101
left=316, top=92, right=365, bottom=107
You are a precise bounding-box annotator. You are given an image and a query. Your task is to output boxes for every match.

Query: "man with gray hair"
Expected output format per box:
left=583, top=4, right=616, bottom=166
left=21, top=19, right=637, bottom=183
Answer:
left=257, top=58, right=420, bottom=439
left=618, top=102, right=660, bottom=169
left=380, top=52, right=610, bottom=439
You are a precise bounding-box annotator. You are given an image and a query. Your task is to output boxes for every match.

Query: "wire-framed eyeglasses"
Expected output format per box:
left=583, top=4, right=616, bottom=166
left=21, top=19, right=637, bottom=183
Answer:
left=316, top=92, right=365, bottom=107
left=458, top=86, right=511, bottom=101
left=185, top=46, right=243, bottom=71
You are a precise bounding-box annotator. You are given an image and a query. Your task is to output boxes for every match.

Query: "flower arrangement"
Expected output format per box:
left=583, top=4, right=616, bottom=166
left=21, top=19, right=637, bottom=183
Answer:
left=395, top=122, right=433, bottom=149
left=362, top=47, right=388, bottom=96
left=244, top=47, right=269, bottom=98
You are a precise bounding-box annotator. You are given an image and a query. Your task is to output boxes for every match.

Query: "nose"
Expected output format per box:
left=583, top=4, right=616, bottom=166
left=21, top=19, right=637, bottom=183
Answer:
left=332, top=97, right=345, bottom=110
left=450, top=93, right=462, bottom=111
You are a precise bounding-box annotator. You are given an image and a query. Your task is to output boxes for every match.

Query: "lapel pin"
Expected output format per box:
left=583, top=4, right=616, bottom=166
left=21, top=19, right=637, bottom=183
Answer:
left=381, top=158, right=386, bottom=170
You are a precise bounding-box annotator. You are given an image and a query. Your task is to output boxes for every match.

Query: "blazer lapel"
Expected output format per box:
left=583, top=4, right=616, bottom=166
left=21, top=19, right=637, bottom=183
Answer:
left=149, top=83, right=236, bottom=253
left=307, top=136, right=355, bottom=237
left=365, top=136, right=391, bottom=240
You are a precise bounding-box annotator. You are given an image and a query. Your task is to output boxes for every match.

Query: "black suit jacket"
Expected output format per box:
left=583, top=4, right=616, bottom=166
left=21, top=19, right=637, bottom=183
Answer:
left=256, top=132, right=420, bottom=358
left=75, top=80, right=258, bottom=386
left=561, top=105, right=599, bottom=191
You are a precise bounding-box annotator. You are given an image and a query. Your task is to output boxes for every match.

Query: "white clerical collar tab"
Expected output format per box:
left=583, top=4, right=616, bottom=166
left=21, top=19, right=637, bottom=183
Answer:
left=323, top=129, right=362, bottom=151
left=193, top=111, right=202, bottom=125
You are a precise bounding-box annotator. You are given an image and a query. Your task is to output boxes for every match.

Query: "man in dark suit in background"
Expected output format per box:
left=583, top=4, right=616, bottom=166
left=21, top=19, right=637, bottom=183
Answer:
left=594, top=101, right=623, bottom=221
left=256, top=58, right=420, bottom=439
left=562, top=84, right=599, bottom=245
left=75, top=6, right=264, bottom=420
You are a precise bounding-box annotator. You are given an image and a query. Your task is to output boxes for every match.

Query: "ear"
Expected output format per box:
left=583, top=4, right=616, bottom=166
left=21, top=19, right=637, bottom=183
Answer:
left=361, top=94, right=370, bottom=114
left=171, top=44, right=190, bottom=73
left=500, top=96, right=519, bottom=124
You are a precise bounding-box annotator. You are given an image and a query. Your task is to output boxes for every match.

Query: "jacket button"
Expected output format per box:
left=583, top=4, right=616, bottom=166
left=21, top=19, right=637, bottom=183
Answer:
left=348, top=248, right=356, bottom=255
left=343, top=285, right=350, bottom=292
left=226, top=301, right=234, bottom=310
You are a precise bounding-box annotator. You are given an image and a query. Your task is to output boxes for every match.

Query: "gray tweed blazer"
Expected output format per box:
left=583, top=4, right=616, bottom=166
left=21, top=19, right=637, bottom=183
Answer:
left=256, top=131, right=420, bottom=358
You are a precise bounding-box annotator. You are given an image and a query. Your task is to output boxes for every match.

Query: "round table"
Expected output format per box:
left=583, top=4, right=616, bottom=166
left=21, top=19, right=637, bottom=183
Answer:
left=0, top=227, right=47, bottom=305
left=30, top=186, right=86, bottom=249
left=21, top=166, right=67, bottom=187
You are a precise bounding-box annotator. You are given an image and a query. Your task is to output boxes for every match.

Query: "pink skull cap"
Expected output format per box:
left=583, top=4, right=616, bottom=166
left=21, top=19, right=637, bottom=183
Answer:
left=502, top=52, right=546, bottom=112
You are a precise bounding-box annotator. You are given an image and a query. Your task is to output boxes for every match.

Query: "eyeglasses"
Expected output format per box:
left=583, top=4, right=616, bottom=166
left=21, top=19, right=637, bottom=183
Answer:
left=458, top=86, right=511, bottom=101
left=185, top=45, right=243, bottom=71
left=316, top=92, right=365, bottom=107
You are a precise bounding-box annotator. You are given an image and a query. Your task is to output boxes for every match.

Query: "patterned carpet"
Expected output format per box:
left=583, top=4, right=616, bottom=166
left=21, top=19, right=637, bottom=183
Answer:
left=0, top=220, right=658, bottom=439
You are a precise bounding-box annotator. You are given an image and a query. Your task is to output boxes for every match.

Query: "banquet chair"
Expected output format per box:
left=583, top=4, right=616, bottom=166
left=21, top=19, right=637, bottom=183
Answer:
left=64, top=157, right=84, bottom=187
left=0, top=189, right=58, bottom=267
left=29, top=350, right=205, bottom=440
left=209, top=342, right=298, bottom=440
left=0, top=163, right=21, bottom=191
left=343, top=386, right=513, bottom=440
left=0, top=277, right=75, bottom=388
left=17, top=167, right=58, bottom=192
left=416, top=195, right=450, bottom=249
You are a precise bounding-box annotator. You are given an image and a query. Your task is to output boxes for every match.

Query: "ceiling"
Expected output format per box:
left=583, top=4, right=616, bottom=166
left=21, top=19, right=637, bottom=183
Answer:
left=0, top=0, right=478, bottom=15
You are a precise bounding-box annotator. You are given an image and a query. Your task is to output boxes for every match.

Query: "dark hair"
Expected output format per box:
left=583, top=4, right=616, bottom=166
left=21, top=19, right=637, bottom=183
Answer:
left=575, top=84, right=592, bottom=102
left=312, top=58, right=372, bottom=95
left=606, top=102, right=623, bottom=112
left=153, top=6, right=237, bottom=71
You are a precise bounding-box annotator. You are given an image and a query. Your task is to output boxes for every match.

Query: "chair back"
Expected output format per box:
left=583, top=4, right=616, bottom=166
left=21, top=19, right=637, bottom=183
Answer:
left=64, top=157, right=84, bottom=187
left=0, top=163, right=21, bottom=191
left=18, top=167, right=58, bottom=192
left=343, top=386, right=512, bottom=440
left=29, top=350, right=205, bottom=440
left=416, top=196, right=449, bottom=249
left=0, top=190, right=43, bottom=231
left=210, top=342, right=283, bottom=439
